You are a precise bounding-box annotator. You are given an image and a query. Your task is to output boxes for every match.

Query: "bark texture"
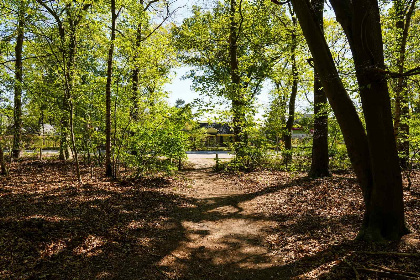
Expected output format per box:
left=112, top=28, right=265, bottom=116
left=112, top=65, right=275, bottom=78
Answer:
left=309, top=0, right=329, bottom=178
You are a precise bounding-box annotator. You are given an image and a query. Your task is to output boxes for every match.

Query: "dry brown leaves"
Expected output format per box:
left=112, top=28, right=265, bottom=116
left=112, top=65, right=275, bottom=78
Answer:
left=0, top=159, right=418, bottom=280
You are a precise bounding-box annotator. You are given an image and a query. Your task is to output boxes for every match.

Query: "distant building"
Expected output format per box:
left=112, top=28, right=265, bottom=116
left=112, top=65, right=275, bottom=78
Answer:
left=291, top=127, right=312, bottom=139
left=40, top=124, right=56, bottom=136
left=198, top=122, right=234, bottom=147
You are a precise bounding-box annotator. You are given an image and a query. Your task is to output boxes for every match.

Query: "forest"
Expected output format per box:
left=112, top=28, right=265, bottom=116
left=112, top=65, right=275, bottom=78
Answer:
left=0, top=0, right=419, bottom=279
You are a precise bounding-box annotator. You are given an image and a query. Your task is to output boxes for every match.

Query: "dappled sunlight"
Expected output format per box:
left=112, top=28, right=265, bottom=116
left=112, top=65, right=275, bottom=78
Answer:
left=40, top=239, right=68, bottom=258
left=73, top=235, right=105, bottom=256
left=1, top=160, right=419, bottom=279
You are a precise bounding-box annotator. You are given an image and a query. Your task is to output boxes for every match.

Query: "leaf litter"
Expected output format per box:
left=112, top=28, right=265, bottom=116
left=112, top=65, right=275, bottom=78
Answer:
left=0, top=159, right=418, bottom=279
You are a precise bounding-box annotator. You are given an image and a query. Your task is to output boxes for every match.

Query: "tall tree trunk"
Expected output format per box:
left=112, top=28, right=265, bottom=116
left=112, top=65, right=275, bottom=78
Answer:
left=105, top=0, right=117, bottom=177
left=283, top=13, right=298, bottom=164
left=393, top=0, right=417, bottom=169
left=309, top=0, right=329, bottom=178
left=131, top=0, right=144, bottom=120
left=13, top=2, right=25, bottom=159
left=35, top=0, right=91, bottom=165
left=229, top=0, right=247, bottom=157
left=343, top=0, right=407, bottom=241
left=66, top=23, right=82, bottom=183
left=289, top=0, right=407, bottom=241
left=131, top=28, right=141, bottom=120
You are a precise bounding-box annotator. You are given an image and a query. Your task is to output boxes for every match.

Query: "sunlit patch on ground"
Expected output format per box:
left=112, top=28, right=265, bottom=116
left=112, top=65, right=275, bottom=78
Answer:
left=0, top=159, right=418, bottom=279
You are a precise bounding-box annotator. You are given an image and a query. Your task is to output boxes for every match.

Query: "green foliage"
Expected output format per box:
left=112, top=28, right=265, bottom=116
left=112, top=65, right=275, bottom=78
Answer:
left=122, top=105, right=189, bottom=175
left=221, top=124, right=270, bottom=171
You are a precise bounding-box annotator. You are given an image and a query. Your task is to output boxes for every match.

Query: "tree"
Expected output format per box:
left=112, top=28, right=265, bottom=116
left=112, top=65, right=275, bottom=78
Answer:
left=35, top=0, right=93, bottom=182
left=308, top=0, right=329, bottom=178
left=12, top=0, right=27, bottom=159
left=284, top=0, right=408, bottom=241
left=282, top=5, right=298, bottom=164
left=129, top=0, right=174, bottom=119
left=105, top=0, right=120, bottom=177
left=174, top=0, right=286, bottom=162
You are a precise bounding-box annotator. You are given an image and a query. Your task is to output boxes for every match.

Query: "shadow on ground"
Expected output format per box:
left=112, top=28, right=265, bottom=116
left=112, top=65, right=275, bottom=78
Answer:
left=0, top=160, right=419, bottom=279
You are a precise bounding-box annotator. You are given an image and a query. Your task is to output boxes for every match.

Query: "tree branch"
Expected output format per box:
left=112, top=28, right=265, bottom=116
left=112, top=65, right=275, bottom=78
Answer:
left=377, top=66, right=420, bottom=78
left=0, top=55, right=52, bottom=66
left=271, top=0, right=290, bottom=4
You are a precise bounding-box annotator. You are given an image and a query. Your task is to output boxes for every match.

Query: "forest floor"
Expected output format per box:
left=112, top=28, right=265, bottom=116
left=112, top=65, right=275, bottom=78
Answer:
left=0, top=157, right=419, bottom=279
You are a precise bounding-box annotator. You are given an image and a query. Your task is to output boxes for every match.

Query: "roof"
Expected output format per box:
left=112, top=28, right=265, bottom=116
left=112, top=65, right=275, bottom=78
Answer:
left=199, top=122, right=234, bottom=135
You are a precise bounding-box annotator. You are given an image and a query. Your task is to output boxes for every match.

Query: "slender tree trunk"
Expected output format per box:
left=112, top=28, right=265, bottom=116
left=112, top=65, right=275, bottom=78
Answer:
left=39, top=110, right=44, bottom=160
left=66, top=23, right=81, bottom=183
left=131, top=0, right=144, bottom=120
left=105, top=0, right=117, bottom=177
left=290, top=0, right=407, bottom=241
left=229, top=0, right=247, bottom=157
left=309, top=0, right=329, bottom=178
left=283, top=13, right=298, bottom=164
left=13, top=2, right=25, bottom=159
left=393, top=0, right=417, bottom=169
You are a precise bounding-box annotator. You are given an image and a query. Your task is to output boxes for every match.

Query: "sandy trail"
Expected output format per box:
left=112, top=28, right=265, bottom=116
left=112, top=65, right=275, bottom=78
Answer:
left=158, top=163, right=286, bottom=279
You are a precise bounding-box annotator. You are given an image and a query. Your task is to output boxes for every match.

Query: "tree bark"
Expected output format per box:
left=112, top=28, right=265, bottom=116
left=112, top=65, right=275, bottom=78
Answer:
left=13, top=1, right=25, bottom=159
left=105, top=0, right=117, bottom=177
left=309, top=0, right=329, bottom=178
left=289, top=0, right=407, bottom=241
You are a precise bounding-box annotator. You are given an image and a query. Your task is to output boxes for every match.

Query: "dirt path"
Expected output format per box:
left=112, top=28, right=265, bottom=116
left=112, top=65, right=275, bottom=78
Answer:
left=159, top=167, right=285, bottom=279
left=155, top=163, right=420, bottom=279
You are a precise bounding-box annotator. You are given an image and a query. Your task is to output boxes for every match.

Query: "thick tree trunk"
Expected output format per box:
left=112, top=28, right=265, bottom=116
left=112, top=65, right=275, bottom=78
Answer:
left=289, top=0, right=406, bottom=241
left=105, top=0, right=117, bottom=177
left=393, top=0, right=417, bottom=169
left=13, top=2, right=25, bottom=159
left=341, top=0, right=407, bottom=241
left=310, top=76, right=330, bottom=177
left=309, top=0, right=329, bottom=178
left=290, top=0, right=407, bottom=241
